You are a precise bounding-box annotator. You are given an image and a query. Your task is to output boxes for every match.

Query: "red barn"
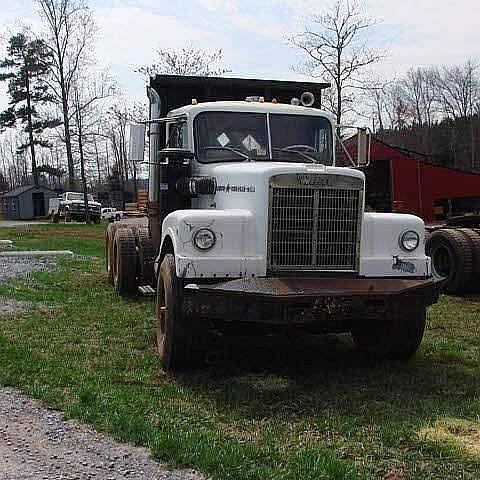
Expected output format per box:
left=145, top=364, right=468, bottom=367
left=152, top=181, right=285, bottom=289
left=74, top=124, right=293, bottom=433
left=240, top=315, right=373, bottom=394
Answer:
left=361, top=138, right=480, bottom=223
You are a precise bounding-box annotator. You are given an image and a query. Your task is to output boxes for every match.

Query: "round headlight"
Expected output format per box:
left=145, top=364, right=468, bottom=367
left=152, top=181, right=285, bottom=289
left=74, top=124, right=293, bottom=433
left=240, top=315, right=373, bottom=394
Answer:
left=193, top=228, right=216, bottom=251
left=400, top=230, right=420, bottom=251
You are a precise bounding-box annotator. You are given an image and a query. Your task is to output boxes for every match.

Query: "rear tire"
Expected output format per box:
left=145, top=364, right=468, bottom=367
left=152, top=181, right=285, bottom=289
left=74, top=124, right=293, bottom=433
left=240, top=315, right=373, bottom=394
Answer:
left=105, top=223, right=117, bottom=284
left=156, top=254, right=205, bottom=372
left=426, top=228, right=473, bottom=294
left=113, top=228, right=137, bottom=296
left=137, top=227, right=155, bottom=286
left=351, top=303, right=426, bottom=360
left=457, top=228, right=480, bottom=290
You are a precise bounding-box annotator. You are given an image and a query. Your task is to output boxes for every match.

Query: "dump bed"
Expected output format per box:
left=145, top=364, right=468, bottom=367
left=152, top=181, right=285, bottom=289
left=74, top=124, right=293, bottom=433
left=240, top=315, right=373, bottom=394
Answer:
left=149, top=75, right=331, bottom=116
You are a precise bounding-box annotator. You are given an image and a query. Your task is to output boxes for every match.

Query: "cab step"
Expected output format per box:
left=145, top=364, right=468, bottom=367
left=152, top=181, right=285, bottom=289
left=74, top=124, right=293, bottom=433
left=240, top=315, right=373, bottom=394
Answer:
left=138, top=285, right=156, bottom=296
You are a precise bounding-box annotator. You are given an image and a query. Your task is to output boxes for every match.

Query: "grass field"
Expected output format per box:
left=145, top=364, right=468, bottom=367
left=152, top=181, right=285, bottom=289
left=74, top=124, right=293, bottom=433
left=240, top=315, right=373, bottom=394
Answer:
left=0, top=223, right=479, bottom=479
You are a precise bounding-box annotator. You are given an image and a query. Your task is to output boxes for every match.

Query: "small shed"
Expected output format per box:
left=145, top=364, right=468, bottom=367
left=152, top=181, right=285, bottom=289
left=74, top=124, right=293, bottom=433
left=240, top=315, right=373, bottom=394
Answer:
left=0, top=191, right=7, bottom=216
left=4, top=185, right=56, bottom=220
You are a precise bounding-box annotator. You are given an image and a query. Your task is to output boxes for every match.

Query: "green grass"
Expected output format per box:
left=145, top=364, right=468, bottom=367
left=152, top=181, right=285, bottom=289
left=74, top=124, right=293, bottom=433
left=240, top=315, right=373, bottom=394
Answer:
left=0, top=224, right=479, bottom=479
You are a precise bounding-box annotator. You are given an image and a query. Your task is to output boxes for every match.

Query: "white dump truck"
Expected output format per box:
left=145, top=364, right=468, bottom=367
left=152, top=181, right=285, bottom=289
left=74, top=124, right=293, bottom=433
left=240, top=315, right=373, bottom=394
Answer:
left=49, top=191, right=101, bottom=223
left=105, top=75, right=440, bottom=372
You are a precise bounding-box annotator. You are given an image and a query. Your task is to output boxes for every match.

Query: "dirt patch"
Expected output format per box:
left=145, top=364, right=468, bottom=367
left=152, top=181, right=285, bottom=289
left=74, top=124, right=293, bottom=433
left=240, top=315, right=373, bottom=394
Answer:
left=0, top=387, right=204, bottom=480
left=20, top=228, right=106, bottom=240
left=418, top=418, right=480, bottom=459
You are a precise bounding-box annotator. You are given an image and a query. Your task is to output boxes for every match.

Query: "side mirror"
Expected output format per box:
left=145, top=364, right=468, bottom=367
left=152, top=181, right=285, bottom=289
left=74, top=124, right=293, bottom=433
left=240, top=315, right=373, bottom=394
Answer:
left=158, top=148, right=195, bottom=164
left=128, top=124, right=146, bottom=162
left=356, top=127, right=371, bottom=167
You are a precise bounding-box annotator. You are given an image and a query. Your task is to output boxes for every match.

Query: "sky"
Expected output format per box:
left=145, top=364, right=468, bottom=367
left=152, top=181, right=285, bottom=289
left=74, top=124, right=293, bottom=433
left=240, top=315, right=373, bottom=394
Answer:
left=0, top=0, right=479, bottom=110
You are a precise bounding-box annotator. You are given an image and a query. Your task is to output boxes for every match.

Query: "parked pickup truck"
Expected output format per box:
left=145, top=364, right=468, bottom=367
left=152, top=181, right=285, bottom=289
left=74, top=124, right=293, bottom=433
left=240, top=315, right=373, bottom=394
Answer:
left=49, top=192, right=102, bottom=223
left=101, top=207, right=124, bottom=221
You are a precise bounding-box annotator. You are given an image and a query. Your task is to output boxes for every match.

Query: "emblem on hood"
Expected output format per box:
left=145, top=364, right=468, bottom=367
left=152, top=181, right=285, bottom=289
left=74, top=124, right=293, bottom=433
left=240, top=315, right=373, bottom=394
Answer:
left=296, top=174, right=334, bottom=187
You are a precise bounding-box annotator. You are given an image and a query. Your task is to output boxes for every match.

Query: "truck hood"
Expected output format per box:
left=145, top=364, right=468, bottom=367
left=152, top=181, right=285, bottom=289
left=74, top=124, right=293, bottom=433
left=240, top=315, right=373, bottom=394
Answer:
left=202, top=161, right=365, bottom=193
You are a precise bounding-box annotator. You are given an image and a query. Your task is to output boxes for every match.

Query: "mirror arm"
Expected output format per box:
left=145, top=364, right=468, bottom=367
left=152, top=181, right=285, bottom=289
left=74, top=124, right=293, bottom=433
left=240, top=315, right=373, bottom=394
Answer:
left=335, top=130, right=357, bottom=167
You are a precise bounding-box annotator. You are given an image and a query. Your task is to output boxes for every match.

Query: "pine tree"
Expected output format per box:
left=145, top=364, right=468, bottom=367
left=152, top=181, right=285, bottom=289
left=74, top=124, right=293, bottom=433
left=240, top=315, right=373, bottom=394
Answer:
left=0, top=32, right=59, bottom=186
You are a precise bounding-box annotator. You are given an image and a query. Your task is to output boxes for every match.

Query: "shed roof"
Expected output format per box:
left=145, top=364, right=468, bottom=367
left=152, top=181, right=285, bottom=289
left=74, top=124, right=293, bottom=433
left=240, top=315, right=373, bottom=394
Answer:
left=4, top=185, right=53, bottom=197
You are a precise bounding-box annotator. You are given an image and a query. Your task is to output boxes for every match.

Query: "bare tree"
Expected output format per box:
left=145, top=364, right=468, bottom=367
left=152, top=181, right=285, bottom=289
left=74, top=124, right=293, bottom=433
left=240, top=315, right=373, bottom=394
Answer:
left=291, top=0, right=383, bottom=127
left=136, top=47, right=230, bottom=78
left=70, top=71, right=115, bottom=221
left=436, top=61, right=479, bottom=119
left=0, top=131, right=29, bottom=188
left=104, top=100, right=146, bottom=201
left=399, top=67, right=439, bottom=127
left=37, top=0, right=96, bottom=189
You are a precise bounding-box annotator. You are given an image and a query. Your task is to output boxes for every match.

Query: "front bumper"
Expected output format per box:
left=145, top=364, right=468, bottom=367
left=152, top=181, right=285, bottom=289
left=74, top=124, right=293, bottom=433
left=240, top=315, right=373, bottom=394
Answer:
left=183, top=277, right=440, bottom=326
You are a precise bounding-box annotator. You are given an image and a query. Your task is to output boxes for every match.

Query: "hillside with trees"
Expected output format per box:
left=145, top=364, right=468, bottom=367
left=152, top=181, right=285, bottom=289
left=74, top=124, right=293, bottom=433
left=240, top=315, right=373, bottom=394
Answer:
left=368, top=62, right=480, bottom=171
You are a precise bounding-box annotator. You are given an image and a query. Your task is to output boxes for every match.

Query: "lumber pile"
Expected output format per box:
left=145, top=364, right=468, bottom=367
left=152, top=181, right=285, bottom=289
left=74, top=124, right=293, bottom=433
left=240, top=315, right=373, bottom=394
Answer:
left=124, top=202, right=146, bottom=217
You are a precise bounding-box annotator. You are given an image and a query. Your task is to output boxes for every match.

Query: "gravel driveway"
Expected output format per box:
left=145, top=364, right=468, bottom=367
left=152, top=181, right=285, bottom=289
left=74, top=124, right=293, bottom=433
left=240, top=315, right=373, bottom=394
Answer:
left=0, top=388, right=204, bottom=480
left=0, top=241, right=204, bottom=480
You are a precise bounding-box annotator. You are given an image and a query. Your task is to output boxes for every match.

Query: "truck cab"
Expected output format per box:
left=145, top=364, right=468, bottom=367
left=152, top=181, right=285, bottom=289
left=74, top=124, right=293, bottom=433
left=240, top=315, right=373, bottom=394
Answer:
left=106, top=75, right=439, bottom=372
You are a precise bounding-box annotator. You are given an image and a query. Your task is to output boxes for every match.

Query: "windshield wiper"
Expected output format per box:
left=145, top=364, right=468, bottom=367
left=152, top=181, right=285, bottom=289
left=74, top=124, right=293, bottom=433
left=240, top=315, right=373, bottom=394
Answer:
left=204, top=146, right=251, bottom=161
left=272, top=147, right=317, bottom=163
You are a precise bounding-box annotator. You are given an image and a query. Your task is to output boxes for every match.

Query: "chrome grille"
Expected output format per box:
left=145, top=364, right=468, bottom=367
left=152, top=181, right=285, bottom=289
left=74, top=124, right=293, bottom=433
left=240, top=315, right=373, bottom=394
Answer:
left=268, top=174, right=363, bottom=271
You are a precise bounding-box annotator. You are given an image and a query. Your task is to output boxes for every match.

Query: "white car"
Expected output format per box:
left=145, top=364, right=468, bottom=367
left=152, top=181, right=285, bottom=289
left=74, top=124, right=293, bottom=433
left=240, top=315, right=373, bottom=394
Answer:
left=101, top=208, right=123, bottom=221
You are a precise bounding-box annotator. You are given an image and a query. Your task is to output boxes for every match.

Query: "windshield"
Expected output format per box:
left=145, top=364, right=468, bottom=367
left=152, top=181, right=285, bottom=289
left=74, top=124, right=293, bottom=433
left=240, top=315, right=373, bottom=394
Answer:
left=68, top=193, right=94, bottom=202
left=194, top=111, right=333, bottom=164
left=270, top=114, right=332, bottom=164
left=195, top=112, right=269, bottom=162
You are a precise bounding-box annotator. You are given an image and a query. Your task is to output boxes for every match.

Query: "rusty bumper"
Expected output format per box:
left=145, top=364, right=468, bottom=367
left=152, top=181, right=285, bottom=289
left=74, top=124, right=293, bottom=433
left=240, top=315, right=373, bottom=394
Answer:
left=183, top=277, right=440, bottom=326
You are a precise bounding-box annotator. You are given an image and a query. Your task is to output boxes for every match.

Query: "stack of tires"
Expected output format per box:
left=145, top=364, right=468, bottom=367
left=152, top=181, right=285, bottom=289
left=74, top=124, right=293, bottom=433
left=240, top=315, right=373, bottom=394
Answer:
left=105, top=223, right=156, bottom=296
left=426, top=228, right=480, bottom=294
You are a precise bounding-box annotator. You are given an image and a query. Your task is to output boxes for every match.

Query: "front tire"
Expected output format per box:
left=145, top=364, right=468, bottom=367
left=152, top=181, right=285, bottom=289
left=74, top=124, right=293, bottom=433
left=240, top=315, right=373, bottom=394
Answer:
left=156, top=254, right=205, bottom=372
left=351, top=303, right=426, bottom=360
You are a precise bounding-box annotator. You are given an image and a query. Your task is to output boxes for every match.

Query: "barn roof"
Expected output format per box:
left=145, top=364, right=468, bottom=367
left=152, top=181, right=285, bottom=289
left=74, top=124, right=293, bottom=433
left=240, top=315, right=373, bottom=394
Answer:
left=4, top=185, right=53, bottom=197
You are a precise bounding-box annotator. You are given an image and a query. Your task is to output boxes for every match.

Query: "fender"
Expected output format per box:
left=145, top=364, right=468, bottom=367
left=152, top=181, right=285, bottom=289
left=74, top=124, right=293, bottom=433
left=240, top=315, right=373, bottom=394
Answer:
left=158, top=209, right=263, bottom=278
left=360, top=212, right=431, bottom=277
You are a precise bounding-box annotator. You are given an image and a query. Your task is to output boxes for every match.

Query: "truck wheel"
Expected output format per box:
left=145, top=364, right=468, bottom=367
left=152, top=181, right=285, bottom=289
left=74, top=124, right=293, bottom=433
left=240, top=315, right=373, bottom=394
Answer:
left=156, top=254, right=204, bottom=371
left=351, top=304, right=426, bottom=361
left=65, top=211, right=72, bottom=223
left=426, top=229, right=473, bottom=294
left=457, top=228, right=480, bottom=290
left=115, top=214, right=121, bottom=221
left=105, top=223, right=118, bottom=284
left=137, top=227, right=155, bottom=286
left=113, top=228, right=138, bottom=296
left=51, top=213, right=59, bottom=223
